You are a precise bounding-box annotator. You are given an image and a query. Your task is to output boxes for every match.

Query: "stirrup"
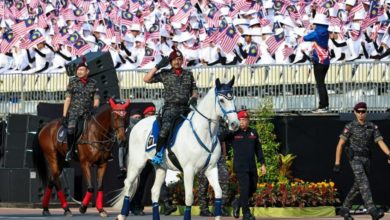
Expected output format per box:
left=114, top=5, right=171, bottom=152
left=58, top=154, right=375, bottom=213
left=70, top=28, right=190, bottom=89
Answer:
left=65, top=151, right=72, bottom=162
left=151, top=151, right=164, bottom=165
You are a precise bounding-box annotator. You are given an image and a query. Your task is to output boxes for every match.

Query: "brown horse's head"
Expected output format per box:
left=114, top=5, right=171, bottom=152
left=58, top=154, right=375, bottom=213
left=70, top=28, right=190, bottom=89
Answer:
left=109, top=98, right=131, bottom=144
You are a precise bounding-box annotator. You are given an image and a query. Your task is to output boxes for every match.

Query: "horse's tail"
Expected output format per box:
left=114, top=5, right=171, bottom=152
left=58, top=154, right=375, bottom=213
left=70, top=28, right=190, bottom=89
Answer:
left=32, top=126, right=48, bottom=186
left=111, top=176, right=139, bottom=209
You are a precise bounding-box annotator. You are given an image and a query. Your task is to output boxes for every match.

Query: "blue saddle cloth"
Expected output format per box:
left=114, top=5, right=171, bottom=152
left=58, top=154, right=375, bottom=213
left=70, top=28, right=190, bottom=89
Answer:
left=145, top=119, right=185, bottom=152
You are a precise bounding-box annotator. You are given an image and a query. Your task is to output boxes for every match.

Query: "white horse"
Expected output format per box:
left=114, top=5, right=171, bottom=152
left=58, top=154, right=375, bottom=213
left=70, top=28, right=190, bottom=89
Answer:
left=113, top=77, right=239, bottom=220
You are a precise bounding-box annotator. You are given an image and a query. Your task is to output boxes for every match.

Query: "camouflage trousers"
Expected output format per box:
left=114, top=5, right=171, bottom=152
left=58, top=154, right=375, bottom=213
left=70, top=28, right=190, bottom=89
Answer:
left=160, top=105, right=188, bottom=138
left=197, top=157, right=230, bottom=211
left=67, top=112, right=83, bottom=134
left=342, top=156, right=375, bottom=210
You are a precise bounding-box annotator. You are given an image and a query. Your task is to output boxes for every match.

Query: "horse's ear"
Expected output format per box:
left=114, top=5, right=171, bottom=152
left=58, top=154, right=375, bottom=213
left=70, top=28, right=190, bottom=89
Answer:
left=215, top=78, right=221, bottom=90
left=228, top=75, right=235, bottom=87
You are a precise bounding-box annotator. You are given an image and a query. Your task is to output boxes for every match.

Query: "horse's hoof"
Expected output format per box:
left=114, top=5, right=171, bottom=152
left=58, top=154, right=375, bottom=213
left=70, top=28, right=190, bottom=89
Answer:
left=64, top=208, right=72, bottom=217
left=116, top=214, right=126, bottom=220
left=79, top=205, right=87, bottom=214
left=98, top=209, right=108, bottom=218
left=42, top=209, right=51, bottom=216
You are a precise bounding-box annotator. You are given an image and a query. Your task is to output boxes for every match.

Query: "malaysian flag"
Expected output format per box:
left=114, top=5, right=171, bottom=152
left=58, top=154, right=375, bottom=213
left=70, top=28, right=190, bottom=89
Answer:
left=349, top=29, right=360, bottom=41
left=73, top=39, right=91, bottom=55
left=38, top=13, right=48, bottom=28
left=121, top=11, right=135, bottom=26
left=283, top=46, right=295, bottom=60
left=246, top=43, right=261, bottom=65
left=286, top=5, right=300, bottom=20
left=348, top=3, right=364, bottom=21
left=19, top=30, right=45, bottom=49
left=229, top=0, right=252, bottom=16
left=206, top=6, right=221, bottom=28
left=11, top=0, right=28, bottom=18
left=0, top=1, right=4, bottom=16
left=322, top=0, right=335, bottom=9
left=97, top=39, right=109, bottom=52
left=140, top=46, right=157, bottom=67
left=220, top=26, right=240, bottom=54
left=130, top=0, right=140, bottom=11
left=52, top=26, right=69, bottom=47
left=0, top=31, right=20, bottom=53
left=145, top=24, right=160, bottom=41
left=67, top=31, right=81, bottom=44
left=170, top=1, right=193, bottom=23
left=274, top=0, right=288, bottom=14
left=266, top=30, right=285, bottom=55
left=12, top=18, right=37, bottom=37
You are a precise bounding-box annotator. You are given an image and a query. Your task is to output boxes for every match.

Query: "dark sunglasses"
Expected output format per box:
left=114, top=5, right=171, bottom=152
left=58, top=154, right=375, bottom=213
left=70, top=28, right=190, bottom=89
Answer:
left=355, top=110, right=367, bottom=114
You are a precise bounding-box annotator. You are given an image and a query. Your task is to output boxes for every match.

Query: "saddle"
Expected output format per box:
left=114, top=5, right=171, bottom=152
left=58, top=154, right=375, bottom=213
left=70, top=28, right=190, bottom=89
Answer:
left=146, top=114, right=188, bottom=171
left=57, top=119, right=86, bottom=143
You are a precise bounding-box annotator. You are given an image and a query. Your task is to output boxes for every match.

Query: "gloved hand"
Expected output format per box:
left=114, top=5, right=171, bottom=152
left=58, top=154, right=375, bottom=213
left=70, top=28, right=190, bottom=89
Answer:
left=188, top=97, right=198, bottom=106
left=333, top=164, right=341, bottom=173
left=61, top=116, right=68, bottom=127
left=155, top=56, right=170, bottom=70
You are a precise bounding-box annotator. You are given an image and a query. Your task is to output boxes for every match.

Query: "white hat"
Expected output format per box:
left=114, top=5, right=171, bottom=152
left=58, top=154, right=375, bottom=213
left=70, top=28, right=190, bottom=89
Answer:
left=233, top=18, right=249, bottom=26
left=160, top=28, right=171, bottom=38
left=241, top=29, right=252, bottom=36
left=328, top=8, right=337, bottom=17
left=130, top=24, right=141, bottom=31
left=250, top=28, right=262, bottom=36
left=179, top=31, right=194, bottom=42
left=123, top=34, right=134, bottom=42
left=274, top=28, right=284, bottom=36
left=264, top=0, right=274, bottom=9
left=349, top=23, right=361, bottom=31
left=85, top=35, right=96, bottom=43
left=345, top=0, right=356, bottom=6
left=312, top=13, right=329, bottom=25
left=199, top=33, right=207, bottom=41
left=280, top=17, right=295, bottom=27
left=82, top=23, right=92, bottom=31
left=353, top=10, right=365, bottom=20
left=171, top=22, right=182, bottom=29
left=111, top=38, right=117, bottom=44
left=45, top=4, right=55, bottom=14
left=261, top=26, right=273, bottom=35
left=94, top=25, right=105, bottom=33
left=135, top=35, right=144, bottom=42
left=249, top=19, right=260, bottom=27
left=245, top=9, right=257, bottom=16
left=328, top=26, right=341, bottom=33
left=220, top=7, right=230, bottom=16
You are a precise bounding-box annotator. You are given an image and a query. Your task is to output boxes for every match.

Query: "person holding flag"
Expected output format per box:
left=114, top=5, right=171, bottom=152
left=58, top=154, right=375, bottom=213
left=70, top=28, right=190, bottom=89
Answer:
left=303, top=13, right=330, bottom=113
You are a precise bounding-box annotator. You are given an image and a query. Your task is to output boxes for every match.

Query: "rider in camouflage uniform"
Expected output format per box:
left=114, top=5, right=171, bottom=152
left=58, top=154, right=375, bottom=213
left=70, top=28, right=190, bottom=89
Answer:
left=334, top=102, right=390, bottom=220
left=144, top=48, right=198, bottom=164
left=63, top=59, right=100, bottom=161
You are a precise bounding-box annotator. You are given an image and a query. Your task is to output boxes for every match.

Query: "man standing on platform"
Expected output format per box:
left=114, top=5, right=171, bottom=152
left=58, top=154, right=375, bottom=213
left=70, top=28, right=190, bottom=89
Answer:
left=334, top=102, right=390, bottom=220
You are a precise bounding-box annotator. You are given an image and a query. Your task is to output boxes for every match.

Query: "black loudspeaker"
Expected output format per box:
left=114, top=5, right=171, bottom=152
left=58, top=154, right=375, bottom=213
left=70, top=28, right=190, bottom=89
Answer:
left=0, top=168, right=30, bottom=202
left=0, top=168, right=75, bottom=203
left=5, top=133, right=35, bottom=168
left=6, top=114, right=49, bottom=132
left=65, top=52, right=114, bottom=77
left=29, top=168, right=75, bottom=203
left=89, top=69, right=120, bottom=104
left=4, top=148, right=25, bottom=168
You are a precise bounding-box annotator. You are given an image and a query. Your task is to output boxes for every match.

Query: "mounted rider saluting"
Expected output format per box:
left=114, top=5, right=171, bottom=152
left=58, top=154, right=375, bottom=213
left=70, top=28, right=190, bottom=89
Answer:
left=144, top=47, right=198, bottom=164
left=63, top=57, right=100, bottom=162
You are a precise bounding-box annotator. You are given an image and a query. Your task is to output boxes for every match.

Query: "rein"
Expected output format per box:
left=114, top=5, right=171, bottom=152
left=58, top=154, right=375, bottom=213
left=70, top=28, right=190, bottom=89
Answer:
left=184, top=88, right=236, bottom=168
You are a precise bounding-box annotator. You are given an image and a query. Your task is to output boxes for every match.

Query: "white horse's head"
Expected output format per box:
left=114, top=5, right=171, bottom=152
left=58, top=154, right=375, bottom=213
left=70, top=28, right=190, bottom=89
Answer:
left=215, top=76, right=239, bottom=131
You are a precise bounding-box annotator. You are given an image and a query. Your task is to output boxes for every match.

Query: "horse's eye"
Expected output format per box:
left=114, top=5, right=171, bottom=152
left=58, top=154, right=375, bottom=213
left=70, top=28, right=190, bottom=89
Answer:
left=220, top=99, right=225, bottom=104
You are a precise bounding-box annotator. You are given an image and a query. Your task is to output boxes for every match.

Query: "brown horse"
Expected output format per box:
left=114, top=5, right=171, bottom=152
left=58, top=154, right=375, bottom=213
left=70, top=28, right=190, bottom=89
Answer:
left=32, top=98, right=130, bottom=217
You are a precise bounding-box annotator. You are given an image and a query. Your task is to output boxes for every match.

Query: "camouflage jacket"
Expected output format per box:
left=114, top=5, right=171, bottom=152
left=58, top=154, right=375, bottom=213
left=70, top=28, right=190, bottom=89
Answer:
left=340, top=120, right=383, bottom=152
left=150, top=68, right=197, bottom=105
left=65, top=77, right=100, bottom=116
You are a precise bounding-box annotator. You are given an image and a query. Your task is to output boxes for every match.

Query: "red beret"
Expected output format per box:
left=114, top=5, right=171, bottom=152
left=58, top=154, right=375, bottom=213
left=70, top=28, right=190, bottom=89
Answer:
left=354, top=102, right=367, bottom=111
left=143, top=106, right=156, bottom=115
left=169, top=49, right=183, bottom=61
left=237, top=110, right=249, bottom=119
left=77, top=56, right=88, bottom=69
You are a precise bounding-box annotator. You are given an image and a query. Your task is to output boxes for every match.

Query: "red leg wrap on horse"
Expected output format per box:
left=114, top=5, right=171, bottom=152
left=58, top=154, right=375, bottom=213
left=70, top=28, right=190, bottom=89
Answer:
left=96, top=191, right=104, bottom=210
left=42, top=187, right=52, bottom=208
left=57, top=190, right=68, bottom=209
left=82, top=191, right=93, bottom=206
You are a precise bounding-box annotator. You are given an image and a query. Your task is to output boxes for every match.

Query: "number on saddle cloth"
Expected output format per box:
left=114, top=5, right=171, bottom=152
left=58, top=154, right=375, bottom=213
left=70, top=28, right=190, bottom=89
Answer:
left=145, top=115, right=186, bottom=152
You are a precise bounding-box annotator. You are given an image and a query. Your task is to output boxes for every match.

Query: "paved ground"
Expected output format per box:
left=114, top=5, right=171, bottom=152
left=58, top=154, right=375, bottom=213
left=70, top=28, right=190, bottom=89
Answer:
left=0, top=208, right=389, bottom=220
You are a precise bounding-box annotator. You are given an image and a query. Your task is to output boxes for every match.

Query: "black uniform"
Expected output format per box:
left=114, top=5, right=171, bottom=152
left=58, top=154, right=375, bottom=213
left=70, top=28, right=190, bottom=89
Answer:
left=222, top=127, right=265, bottom=215
left=339, top=120, right=383, bottom=212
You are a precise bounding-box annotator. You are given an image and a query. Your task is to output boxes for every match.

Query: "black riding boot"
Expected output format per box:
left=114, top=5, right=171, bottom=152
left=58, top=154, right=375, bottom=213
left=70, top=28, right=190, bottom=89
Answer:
left=163, top=199, right=177, bottom=215
left=65, top=133, right=76, bottom=162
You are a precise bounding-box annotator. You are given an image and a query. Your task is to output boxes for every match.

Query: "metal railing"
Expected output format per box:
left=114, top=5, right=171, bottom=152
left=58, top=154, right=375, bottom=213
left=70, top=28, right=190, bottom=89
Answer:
left=1, top=61, right=389, bottom=116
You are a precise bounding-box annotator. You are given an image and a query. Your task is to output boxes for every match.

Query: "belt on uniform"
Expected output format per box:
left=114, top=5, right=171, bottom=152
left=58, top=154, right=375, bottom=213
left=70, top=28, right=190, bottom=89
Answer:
left=353, top=151, right=369, bottom=157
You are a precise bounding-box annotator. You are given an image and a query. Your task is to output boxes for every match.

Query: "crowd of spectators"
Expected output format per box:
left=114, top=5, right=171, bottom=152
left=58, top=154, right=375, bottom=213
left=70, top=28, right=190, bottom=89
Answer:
left=1, top=0, right=390, bottom=74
